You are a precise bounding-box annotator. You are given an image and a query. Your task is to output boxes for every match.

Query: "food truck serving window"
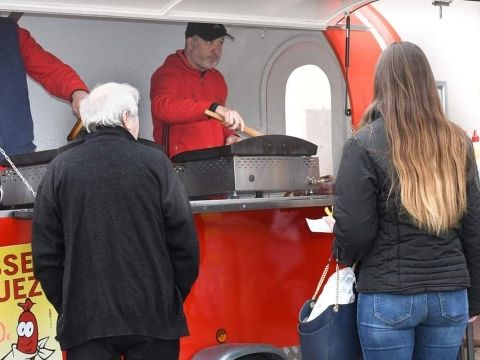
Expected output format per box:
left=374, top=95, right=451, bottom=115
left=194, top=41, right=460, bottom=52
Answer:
left=286, top=64, right=333, bottom=175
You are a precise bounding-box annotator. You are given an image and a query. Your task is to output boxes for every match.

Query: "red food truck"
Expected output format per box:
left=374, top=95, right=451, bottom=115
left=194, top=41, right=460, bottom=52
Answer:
left=0, top=0, right=400, bottom=358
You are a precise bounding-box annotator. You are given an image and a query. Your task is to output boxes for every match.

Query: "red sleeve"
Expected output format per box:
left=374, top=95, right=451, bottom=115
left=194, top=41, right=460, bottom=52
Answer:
left=150, top=67, right=214, bottom=125
left=18, top=27, right=88, bottom=101
left=220, top=87, right=236, bottom=139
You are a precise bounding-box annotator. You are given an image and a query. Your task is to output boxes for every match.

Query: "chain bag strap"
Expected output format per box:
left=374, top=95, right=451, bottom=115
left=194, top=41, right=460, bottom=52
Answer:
left=310, top=254, right=333, bottom=304
left=309, top=253, right=357, bottom=313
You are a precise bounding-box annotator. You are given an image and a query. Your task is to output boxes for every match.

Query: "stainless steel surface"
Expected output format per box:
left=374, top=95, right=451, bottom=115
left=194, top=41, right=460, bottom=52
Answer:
left=0, top=165, right=48, bottom=209
left=190, top=195, right=332, bottom=214
left=1, top=146, right=39, bottom=198
left=0, top=195, right=333, bottom=218
left=0, top=210, right=15, bottom=218
left=0, top=209, right=33, bottom=219
left=175, top=156, right=320, bottom=197
left=0, top=154, right=327, bottom=212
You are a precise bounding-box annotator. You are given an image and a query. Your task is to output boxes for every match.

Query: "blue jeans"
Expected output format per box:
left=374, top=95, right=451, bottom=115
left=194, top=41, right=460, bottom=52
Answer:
left=357, top=290, right=468, bottom=360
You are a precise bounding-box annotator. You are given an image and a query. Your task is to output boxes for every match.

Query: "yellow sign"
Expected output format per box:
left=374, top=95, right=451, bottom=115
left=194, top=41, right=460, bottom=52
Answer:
left=0, top=244, right=61, bottom=359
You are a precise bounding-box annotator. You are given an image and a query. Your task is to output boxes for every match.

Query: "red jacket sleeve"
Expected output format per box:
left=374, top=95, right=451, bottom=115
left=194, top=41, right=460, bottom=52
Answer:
left=19, top=26, right=88, bottom=101
left=150, top=69, right=212, bottom=125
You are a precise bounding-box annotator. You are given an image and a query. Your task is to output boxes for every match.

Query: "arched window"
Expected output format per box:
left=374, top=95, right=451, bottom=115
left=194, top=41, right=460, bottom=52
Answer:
left=285, top=65, right=333, bottom=175
left=262, top=36, right=347, bottom=176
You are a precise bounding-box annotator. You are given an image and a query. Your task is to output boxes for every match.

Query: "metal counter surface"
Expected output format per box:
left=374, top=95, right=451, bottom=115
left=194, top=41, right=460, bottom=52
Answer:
left=0, top=209, right=32, bottom=219
left=1, top=195, right=333, bottom=219
left=190, top=194, right=333, bottom=214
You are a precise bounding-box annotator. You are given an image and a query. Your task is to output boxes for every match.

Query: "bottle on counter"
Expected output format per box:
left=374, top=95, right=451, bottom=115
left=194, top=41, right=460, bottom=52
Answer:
left=471, top=130, right=480, bottom=173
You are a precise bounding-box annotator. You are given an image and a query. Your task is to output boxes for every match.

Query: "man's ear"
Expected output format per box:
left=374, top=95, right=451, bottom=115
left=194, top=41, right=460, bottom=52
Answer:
left=122, top=111, right=131, bottom=130
left=185, top=37, right=194, bottom=51
left=122, top=111, right=139, bottom=139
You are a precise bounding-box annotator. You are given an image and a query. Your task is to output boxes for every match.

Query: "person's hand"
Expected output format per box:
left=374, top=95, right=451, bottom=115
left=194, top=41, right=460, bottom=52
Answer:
left=225, top=135, right=241, bottom=146
left=469, top=315, right=478, bottom=323
left=71, top=90, right=88, bottom=116
left=216, top=105, right=245, bottom=131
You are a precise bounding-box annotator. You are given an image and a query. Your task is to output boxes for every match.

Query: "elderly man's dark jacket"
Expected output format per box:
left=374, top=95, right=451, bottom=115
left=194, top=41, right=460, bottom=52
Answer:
left=32, top=126, right=199, bottom=349
left=334, top=118, right=480, bottom=316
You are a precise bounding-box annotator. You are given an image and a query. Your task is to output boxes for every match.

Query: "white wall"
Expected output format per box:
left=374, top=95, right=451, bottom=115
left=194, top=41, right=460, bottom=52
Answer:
left=20, top=15, right=184, bottom=150
left=373, top=0, right=480, bottom=136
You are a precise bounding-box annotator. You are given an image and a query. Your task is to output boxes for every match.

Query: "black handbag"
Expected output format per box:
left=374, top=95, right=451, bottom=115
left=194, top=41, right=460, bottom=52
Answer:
left=298, top=257, right=362, bottom=360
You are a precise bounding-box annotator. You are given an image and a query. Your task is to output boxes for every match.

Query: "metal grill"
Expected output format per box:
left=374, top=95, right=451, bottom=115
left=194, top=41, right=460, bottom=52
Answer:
left=0, top=165, right=48, bottom=209
left=174, top=156, right=320, bottom=197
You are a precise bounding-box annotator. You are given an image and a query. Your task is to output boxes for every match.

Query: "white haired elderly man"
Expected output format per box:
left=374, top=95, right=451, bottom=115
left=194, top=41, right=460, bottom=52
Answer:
left=31, top=82, right=199, bottom=360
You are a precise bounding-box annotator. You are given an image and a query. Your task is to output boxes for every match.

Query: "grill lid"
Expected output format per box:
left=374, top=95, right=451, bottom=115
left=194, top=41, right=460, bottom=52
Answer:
left=171, top=135, right=317, bottom=162
left=0, top=138, right=163, bottom=167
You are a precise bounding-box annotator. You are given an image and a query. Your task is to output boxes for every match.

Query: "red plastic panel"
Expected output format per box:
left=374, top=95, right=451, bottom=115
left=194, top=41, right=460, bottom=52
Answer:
left=324, top=4, right=401, bottom=129
left=1, top=207, right=333, bottom=359
left=0, top=218, right=32, bottom=247
left=181, top=207, right=333, bottom=359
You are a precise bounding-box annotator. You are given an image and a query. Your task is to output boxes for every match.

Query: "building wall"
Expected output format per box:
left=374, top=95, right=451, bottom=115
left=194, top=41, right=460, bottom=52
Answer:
left=373, top=0, right=480, bottom=135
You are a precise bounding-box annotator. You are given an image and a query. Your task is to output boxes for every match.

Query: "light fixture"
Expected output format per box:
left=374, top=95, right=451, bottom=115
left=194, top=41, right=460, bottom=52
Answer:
left=432, top=0, right=454, bottom=18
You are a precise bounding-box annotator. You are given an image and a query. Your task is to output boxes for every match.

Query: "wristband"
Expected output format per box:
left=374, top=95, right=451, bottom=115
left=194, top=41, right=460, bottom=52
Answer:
left=209, top=102, right=220, bottom=113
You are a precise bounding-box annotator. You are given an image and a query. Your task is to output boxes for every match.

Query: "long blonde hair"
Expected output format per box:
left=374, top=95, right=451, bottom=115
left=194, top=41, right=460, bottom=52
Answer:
left=362, top=42, right=468, bottom=234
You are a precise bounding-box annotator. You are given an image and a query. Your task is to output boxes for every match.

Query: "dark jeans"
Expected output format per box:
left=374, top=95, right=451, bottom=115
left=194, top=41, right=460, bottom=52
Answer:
left=357, top=290, right=468, bottom=360
left=67, top=336, right=180, bottom=360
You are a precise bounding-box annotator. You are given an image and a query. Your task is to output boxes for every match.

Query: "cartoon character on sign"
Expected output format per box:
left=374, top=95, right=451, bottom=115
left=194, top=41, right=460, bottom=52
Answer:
left=1, top=298, right=54, bottom=360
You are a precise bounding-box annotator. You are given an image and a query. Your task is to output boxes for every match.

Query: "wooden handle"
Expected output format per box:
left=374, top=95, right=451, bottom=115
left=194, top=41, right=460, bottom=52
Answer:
left=67, top=118, right=84, bottom=141
left=204, top=109, right=263, bottom=137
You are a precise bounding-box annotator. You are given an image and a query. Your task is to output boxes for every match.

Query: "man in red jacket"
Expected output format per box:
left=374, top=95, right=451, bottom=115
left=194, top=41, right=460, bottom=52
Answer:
left=150, top=22, right=245, bottom=158
left=0, top=17, right=89, bottom=155
left=18, top=25, right=89, bottom=115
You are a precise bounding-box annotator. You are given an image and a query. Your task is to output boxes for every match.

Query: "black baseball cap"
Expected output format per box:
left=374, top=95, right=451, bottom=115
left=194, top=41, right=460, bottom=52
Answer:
left=185, top=23, right=234, bottom=41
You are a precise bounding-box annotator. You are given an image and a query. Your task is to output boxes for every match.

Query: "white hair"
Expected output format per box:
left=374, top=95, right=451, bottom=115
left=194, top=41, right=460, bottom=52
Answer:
left=80, top=82, right=140, bottom=132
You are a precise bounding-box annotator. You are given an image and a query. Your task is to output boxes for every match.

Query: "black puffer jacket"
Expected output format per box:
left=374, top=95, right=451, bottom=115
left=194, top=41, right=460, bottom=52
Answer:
left=333, top=118, right=480, bottom=316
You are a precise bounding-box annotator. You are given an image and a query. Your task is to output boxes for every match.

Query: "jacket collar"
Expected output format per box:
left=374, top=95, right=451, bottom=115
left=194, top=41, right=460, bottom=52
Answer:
left=87, top=126, right=136, bottom=142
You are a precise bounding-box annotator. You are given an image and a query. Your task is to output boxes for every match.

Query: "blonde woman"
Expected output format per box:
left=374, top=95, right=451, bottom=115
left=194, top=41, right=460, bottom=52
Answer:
left=333, top=41, right=480, bottom=360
